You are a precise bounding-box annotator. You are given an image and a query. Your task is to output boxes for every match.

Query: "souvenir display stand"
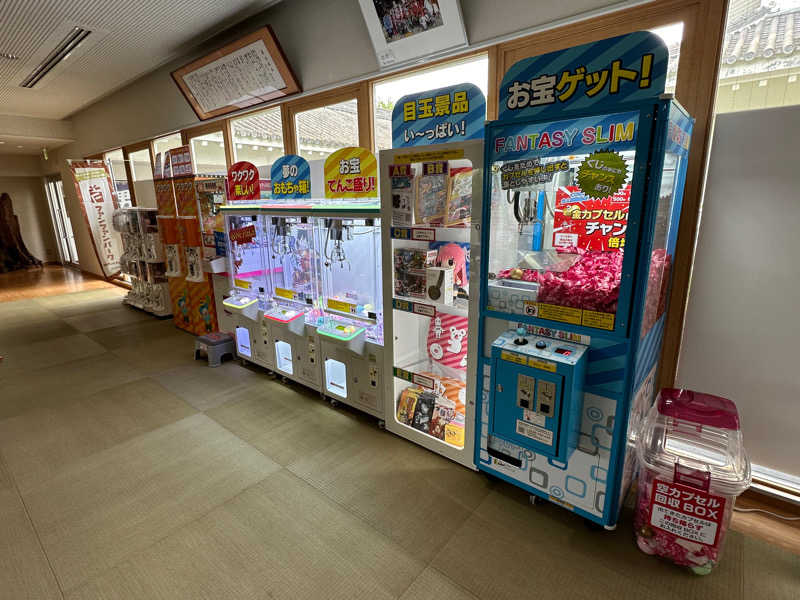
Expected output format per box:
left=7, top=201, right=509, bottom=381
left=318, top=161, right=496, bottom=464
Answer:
left=475, top=32, right=694, bottom=528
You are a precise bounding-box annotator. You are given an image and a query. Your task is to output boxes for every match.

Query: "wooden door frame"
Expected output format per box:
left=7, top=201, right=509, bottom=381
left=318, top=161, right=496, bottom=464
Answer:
left=493, top=0, right=729, bottom=389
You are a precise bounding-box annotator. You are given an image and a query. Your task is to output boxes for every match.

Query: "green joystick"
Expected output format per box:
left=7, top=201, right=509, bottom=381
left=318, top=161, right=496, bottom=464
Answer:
left=514, top=327, right=528, bottom=345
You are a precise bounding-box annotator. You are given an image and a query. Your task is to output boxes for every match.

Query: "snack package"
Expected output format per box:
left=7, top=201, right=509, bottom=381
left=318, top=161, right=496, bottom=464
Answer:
left=396, top=386, right=420, bottom=425
left=411, top=390, right=437, bottom=433
left=428, top=396, right=457, bottom=440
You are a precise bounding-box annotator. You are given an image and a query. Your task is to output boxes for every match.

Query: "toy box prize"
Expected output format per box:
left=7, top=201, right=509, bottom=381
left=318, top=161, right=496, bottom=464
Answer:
left=634, top=389, right=750, bottom=575
left=389, top=163, right=414, bottom=226
left=476, top=31, right=697, bottom=528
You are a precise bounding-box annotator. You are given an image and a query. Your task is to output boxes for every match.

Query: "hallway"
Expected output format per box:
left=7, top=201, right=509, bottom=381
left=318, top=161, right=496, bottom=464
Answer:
left=0, top=284, right=796, bottom=599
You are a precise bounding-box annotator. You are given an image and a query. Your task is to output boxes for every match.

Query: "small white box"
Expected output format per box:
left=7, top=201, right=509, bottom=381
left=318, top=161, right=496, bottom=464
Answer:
left=426, top=266, right=454, bottom=305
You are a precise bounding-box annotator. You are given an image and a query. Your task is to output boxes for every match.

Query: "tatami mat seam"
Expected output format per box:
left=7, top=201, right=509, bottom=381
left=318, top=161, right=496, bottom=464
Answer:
left=0, top=447, right=66, bottom=599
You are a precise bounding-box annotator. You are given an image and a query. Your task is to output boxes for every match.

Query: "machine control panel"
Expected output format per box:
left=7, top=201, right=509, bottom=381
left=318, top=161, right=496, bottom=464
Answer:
left=489, top=329, right=587, bottom=461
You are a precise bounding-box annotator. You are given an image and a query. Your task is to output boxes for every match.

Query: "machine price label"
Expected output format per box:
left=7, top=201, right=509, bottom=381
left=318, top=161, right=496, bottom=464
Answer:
left=326, top=298, right=356, bottom=314
left=234, top=278, right=252, bottom=290
left=537, top=303, right=582, bottom=325
left=500, top=350, right=527, bottom=365
left=516, top=419, right=553, bottom=446
left=391, top=227, right=436, bottom=241
left=275, top=287, right=297, bottom=301
left=393, top=298, right=436, bottom=317
left=511, top=323, right=591, bottom=345
left=412, top=373, right=435, bottom=389
left=528, top=358, right=557, bottom=373
left=581, top=309, right=615, bottom=330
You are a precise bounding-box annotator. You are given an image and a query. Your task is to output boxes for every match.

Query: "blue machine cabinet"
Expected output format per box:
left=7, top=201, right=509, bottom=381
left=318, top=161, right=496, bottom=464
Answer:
left=474, top=32, right=694, bottom=528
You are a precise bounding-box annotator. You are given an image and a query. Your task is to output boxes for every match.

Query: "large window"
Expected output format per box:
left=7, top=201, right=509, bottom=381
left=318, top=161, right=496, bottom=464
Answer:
left=716, top=0, right=800, bottom=113
left=102, top=148, right=131, bottom=206
left=294, top=99, right=359, bottom=161
left=152, top=132, right=183, bottom=169
left=127, top=146, right=157, bottom=209
left=232, top=106, right=285, bottom=179
left=372, top=54, right=489, bottom=151
left=188, top=130, right=227, bottom=176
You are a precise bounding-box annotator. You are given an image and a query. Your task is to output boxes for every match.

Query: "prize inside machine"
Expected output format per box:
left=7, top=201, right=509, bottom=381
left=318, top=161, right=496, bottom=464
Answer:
left=113, top=208, right=171, bottom=317
left=382, top=145, right=482, bottom=465
left=477, top=101, right=693, bottom=528
left=222, top=212, right=273, bottom=367
left=315, top=214, right=384, bottom=418
left=262, top=214, right=324, bottom=388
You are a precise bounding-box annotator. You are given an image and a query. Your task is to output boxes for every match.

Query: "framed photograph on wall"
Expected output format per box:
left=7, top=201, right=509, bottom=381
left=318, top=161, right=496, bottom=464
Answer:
left=357, top=0, right=468, bottom=68
left=171, top=26, right=300, bottom=121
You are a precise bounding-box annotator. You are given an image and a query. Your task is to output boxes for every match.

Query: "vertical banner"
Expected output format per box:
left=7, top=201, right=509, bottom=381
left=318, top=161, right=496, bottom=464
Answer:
left=68, top=159, right=123, bottom=277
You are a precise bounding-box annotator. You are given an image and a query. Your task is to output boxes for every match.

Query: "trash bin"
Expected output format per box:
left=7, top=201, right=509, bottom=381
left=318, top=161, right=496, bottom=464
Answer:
left=634, top=388, right=751, bottom=575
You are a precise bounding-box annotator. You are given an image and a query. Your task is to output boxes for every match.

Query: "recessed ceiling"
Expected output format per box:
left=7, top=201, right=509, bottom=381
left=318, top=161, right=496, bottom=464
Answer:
left=0, top=0, right=282, bottom=120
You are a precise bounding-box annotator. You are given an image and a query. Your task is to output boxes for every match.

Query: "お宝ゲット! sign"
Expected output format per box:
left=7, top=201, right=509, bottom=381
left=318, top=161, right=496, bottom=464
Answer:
left=499, top=31, right=667, bottom=119
left=227, top=161, right=259, bottom=202
left=392, top=83, right=485, bottom=148
left=271, top=155, right=310, bottom=199
left=324, top=147, right=377, bottom=199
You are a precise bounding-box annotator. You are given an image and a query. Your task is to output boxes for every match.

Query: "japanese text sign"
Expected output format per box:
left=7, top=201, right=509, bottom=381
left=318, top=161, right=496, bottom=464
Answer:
left=650, top=479, right=726, bottom=547
left=68, top=159, right=123, bottom=278
left=553, top=185, right=630, bottom=251
left=491, top=110, right=639, bottom=163
left=392, top=83, right=485, bottom=148
left=229, top=224, right=257, bottom=245
left=227, top=161, right=259, bottom=202
left=499, top=31, right=667, bottom=120
left=271, top=155, right=311, bottom=199
left=501, top=158, right=569, bottom=189
left=169, top=145, right=194, bottom=177
left=324, top=147, right=377, bottom=199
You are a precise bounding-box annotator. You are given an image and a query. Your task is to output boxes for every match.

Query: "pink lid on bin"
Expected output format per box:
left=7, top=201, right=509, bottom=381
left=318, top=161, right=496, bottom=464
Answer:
left=657, top=388, right=740, bottom=430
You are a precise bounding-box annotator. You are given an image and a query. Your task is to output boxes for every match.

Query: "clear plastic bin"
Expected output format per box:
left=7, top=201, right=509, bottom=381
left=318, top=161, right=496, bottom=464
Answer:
left=634, top=388, right=751, bottom=575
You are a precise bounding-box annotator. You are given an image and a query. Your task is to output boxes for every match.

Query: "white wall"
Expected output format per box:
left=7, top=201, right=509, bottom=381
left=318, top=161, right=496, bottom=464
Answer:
left=0, top=169, right=59, bottom=264
left=677, top=105, right=800, bottom=482
left=42, top=0, right=635, bottom=276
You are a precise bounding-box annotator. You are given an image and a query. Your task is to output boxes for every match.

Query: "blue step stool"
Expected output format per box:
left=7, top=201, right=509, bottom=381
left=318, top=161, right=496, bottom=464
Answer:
left=194, top=332, right=235, bottom=367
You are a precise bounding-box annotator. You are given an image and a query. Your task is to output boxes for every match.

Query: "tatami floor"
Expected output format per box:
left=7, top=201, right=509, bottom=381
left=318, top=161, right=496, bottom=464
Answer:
left=0, top=277, right=797, bottom=599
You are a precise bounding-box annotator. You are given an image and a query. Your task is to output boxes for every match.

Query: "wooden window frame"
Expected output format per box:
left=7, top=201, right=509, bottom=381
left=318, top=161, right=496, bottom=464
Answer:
left=182, top=121, right=234, bottom=173
left=492, top=0, right=728, bottom=389
left=227, top=104, right=289, bottom=165
left=283, top=82, right=372, bottom=154
left=121, top=140, right=153, bottom=207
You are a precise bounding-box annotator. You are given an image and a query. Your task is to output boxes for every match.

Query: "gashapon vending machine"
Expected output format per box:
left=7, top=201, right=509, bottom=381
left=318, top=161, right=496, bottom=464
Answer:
left=475, top=32, right=693, bottom=528
left=379, top=83, right=487, bottom=467
left=315, top=148, right=384, bottom=419
left=260, top=156, right=323, bottom=389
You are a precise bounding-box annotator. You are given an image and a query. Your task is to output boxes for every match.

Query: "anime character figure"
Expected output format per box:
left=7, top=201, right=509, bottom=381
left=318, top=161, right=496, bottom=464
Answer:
left=436, top=243, right=468, bottom=289
left=199, top=297, right=213, bottom=332
left=178, top=290, right=190, bottom=325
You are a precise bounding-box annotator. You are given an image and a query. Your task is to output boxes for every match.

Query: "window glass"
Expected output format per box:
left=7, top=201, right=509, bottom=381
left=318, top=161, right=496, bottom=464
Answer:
left=189, top=131, right=227, bottom=176
left=295, top=99, right=359, bottom=161
left=103, top=148, right=131, bottom=207
left=232, top=107, right=284, bottom=179
left=128, top=148, right=157, bottom=209
left=152, top=132, right=183, bottom=165
left=649, top=23, right=683, bottom=96
left=716, top=0, right=800, bottom=113
left=372, top=55, right=489, bottom=151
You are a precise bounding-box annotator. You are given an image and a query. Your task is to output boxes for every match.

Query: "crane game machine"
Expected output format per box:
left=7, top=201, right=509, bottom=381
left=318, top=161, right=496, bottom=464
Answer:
left=315, top=148, right=384, bottom=420
left=220, top=160, right=274, bottom=367
left=260, top=155, right=324, bottom=390
left=476, top=32, right=693, bottom=528
left=379, top=83, right=485, bottom=468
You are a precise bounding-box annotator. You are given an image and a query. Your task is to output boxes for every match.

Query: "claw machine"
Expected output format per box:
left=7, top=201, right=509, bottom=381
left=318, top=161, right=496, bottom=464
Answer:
left=379, top=82, right=487, bottom=468
left=260, top=156, right=324, bottom=390
left=315, top=148, right=384, bottom=419
left=475, top=32, right=694, bottom=528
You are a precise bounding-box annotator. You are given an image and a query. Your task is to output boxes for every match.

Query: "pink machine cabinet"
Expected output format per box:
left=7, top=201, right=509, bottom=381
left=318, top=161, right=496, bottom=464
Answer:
left=634, top=388, right=751, bottom=575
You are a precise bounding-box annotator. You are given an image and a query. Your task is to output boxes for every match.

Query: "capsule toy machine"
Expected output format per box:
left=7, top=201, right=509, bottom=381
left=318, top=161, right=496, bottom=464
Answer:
left=315, top=148, right=384, bottom=420
left=378, top=84, right=488, bottom=467
left=259, top=156, right=324, bottom=389
left=476, top=32, right=693, bottom=528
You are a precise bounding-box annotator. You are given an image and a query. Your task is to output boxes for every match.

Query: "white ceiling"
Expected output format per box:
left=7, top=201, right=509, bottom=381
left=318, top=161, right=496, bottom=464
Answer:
left=0, top=0, right=282, bottom=121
